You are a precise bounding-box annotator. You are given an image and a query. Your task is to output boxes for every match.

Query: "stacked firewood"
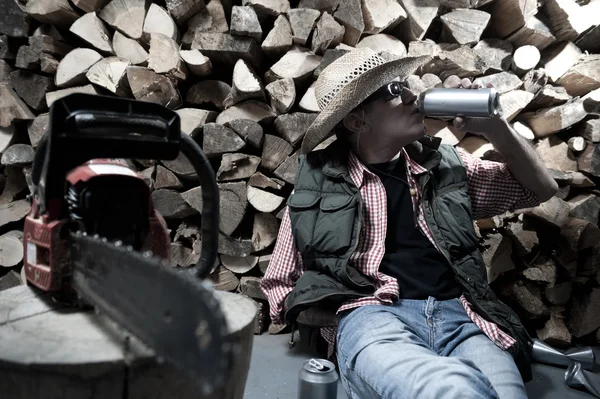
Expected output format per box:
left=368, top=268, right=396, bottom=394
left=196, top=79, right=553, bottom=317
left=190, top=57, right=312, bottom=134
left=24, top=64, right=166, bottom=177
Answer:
left=1, top=0, right=599, bottom=345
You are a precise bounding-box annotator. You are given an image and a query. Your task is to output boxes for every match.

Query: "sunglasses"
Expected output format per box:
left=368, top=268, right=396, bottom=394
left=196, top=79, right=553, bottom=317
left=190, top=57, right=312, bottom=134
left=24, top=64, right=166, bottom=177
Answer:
left=363, top=81, right=407, bottom=104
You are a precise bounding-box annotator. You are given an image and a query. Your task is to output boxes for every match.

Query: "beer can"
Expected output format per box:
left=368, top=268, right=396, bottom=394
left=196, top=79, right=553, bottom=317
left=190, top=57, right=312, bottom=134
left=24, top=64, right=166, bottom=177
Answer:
left=418, top=88, right=501, bottom=118
left=298, top=358, right=339, bottom=399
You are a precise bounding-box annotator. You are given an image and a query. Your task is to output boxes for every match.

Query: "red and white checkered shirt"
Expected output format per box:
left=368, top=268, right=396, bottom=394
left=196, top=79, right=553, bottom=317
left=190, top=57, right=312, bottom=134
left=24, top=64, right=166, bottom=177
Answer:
left=260, top=144, right=540, bottom=357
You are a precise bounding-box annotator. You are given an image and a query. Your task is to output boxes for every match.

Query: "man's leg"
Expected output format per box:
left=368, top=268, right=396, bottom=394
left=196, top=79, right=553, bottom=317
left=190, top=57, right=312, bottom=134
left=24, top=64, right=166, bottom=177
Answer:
left=336, top=302, right=500, bottom=399
left=437, top=298, right=528, bottom=399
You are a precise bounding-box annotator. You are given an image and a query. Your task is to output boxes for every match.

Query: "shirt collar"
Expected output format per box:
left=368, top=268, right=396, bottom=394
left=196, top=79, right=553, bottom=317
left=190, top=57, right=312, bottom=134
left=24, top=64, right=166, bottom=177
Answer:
left=348, top=147, right=428, bottom=188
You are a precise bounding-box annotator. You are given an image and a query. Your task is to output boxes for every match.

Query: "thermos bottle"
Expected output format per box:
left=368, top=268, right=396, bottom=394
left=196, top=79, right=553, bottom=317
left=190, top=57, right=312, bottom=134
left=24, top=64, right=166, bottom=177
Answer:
left=298, top=358, right=339, bottom=399
left=418, top=88, right=501, bottom=118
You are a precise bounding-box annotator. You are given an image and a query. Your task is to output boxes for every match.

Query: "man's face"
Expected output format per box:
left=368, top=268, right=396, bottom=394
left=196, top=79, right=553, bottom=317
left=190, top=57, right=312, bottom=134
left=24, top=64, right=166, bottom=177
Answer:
left=346, top=78, right=426, bottom=146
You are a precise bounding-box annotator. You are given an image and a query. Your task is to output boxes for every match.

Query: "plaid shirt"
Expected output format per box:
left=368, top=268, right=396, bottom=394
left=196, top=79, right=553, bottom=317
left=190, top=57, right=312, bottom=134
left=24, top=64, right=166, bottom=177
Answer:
left=260, top=144, right=540, bottom=357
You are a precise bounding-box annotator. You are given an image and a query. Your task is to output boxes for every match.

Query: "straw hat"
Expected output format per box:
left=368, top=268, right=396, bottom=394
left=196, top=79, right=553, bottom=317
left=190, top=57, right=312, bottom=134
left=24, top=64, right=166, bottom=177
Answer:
left=301, top=48, right=432, bottom=154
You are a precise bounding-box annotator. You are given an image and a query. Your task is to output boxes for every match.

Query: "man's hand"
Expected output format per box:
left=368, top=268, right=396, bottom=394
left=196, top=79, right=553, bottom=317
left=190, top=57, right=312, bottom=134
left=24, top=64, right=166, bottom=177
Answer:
left=447, top=77, right=508, bottom=139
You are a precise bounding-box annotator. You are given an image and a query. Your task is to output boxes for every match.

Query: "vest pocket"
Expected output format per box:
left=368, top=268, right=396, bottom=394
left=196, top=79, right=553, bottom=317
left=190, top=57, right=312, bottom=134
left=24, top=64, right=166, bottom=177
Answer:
left=314, top=195, right=357, bottom=255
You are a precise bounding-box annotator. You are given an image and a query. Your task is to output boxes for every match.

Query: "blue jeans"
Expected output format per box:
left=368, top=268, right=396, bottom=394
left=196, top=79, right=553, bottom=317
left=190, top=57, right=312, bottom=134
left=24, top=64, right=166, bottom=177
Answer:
left=336, top=297, right=527, bottom=399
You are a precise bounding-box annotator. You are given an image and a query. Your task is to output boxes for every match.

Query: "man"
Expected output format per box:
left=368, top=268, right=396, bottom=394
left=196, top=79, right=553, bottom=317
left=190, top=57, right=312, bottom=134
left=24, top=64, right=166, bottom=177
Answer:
left=260, top=48, right=558, bottom=398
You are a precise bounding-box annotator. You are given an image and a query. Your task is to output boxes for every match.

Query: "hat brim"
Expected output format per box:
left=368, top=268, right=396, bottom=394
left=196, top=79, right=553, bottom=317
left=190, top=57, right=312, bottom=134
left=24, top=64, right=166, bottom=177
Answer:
left=301, top=55, right=433, bottom=154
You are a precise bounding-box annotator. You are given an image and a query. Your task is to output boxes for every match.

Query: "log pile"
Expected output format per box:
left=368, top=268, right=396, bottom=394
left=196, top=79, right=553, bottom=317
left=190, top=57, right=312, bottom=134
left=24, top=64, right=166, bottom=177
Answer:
left=0, top=0, right=599, bottom=349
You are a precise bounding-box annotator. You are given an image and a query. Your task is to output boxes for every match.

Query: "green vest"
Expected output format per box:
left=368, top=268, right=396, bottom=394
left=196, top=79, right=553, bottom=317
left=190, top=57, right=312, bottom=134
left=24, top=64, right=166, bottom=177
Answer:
left=284, top=137, right=533, bottom=382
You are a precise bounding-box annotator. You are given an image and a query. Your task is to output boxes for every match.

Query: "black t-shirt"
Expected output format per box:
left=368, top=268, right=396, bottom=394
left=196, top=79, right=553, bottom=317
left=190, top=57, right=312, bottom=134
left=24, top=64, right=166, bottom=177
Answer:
left=368, top=156, right=462, bottom=300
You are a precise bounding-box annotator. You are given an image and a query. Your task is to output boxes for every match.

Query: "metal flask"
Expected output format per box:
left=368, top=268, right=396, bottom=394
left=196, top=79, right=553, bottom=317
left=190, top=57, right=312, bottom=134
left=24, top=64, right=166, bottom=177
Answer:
left=298, top=358, right=339, bottom=399
left=417, top=88, right=501, bottom=118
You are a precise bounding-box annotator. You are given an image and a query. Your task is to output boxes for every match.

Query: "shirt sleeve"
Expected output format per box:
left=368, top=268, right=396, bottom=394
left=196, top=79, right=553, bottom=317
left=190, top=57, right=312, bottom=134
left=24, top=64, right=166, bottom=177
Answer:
left=259, top=206, right=305, bottom=325
left=457, top=148, right=541, bottom=220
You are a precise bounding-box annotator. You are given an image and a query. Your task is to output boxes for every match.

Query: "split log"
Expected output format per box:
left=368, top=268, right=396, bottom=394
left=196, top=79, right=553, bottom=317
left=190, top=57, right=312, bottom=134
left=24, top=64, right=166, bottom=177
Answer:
left=394, top=0, right=440, bottom=42
left=248, top=172, right=284, bottom=191
left=556, top=54, right=600, bottom=97
left=186, top=80, right=230, bottom=110
left=472, top=39, right=513, bottom=73
left=216, top=101, right=276, bottom=125
left=0, top=270, right=22, bottom=291
left=154, top=165, right=183, bottom=190
left=561, top=217, right=600, bottom=251
left=580, top=119, right=600, bottom=142
left=274, top=112, right=317, bottom=146
left=242, top=0, right=291, bottom=16
left=230, top=6, right=262, bottom=43
left=457, top=136, right=496, bottom=160
left=542, top=41, right=582, bottom=83
left=0, top=200, right=31, bottom=228
left=99, top=0, right=149, bottom=40
left=162, top=152, right=195, bottom=179
left=143, top=4, right=179, bottom=42
left=112, top=31, right=149, bottom=65
left=356, top=34, right=407, bottom=59
left=424, top=119, right=465, bottom=146
left=151, top=189, right=196, bottom=218
left=169, top=242, right=199, bottom=267
left=526, top=196, right=571, bottom=229
left=583, top=88, right=600, bottom=114
left=85, top=56, right=131, bottom=96
left=523, top=258, right=557, bottom=286
left=288, top=8, right=321, bottom=46
left=202, top=123, right=246, bottom=157
left=576, top=24, right=600, bottom=53
left=440, top=9, right=490, bottom=45
left=299, top=81, right=319, bottom=112
left=487, top=0, right=538, bottom=38
left=138, top=166, right=154, bottom=188
left=0, top=231, right=23, bottom=267
left=1, top=144, right=34, bottom=166
left=72, top=0, right=112, bottom=13
left=506, top=15, right=556, bottom=51
left=535, top=136, right=578, bottom=173
left=0, top=167, right=27, bottom=206
left=511, top=45, right=540, bottom=77
left=313, top=49, right=348, bottom=77
left=27, top=113, right=48, bottom=148
left=409, top=42, right=486, bottom=79
left=191, top=33, right=262, bottom=71
left=148, top=33, right=188, bottom=81
left=46, top=85, right=98, bottom=108
left=258, top=254, right=272, bottom=274
left=180, top=50, right=212, bottom=77
left=542, top=0, right=594, bottom=42
left=69, top=12, right=114, bottom=54
left=545, top=281, right=572, bottom=306
left=211, top=265, right=240, bottom=291
left=362, top=0, right=406, bottom=35
left=526, top=85, right=570, bottom=111
left=0, top=35, right=18, bottom=60
left=265, top=46, right=321, bottom=84
left=261, top=134, right=293, bottom=172
left=164, top=0, right=204, bottom=25
left=274, top=151, right=299, bottom=184
left=0, top=0, right=32, bottom=37
left=184, top=0, right=229, bottom=48
left=0, top=84, right=35, bottom=127
left=217, top=153, right=261, bottom=182
left=332, top=0, right=364, bottom=46
left=0, top=59, right=13, bottom=82
left=9, top=70, right=54, bottom=111
left=521, top=99, right=589, bottom=138
left=15, top=46, right=40, bottom=70
left=175, top=108, right=217, bottom=137
left=568, top=194, right=600, bottom=225
left=247, top=186, right=284, bottom=213
left=29, top=35, right=73, bottom=58
left=25, top=0, right=80, bottom=27
left=506, top=220, right=538, bottom=257
left=474, top=72, right=522, bottom=94
left=512, top=281, right=550, bottom=319
left=126, top=66, right=181, bottom=109
left=580, top=243, right=600, bottom=278
left=537, top=307, right=572, bottom=348
left=221, top=255, right=258, bottom=274
left=569, top=287, right=600, bottom=337
left=251, top=298, right=269, bottom=335
left=252, top=213, right=279, bottom=252
left=298, top=0, right=340, bottom=12
left=481, top=233, right=515, bottom=284
left=218, top=233, right=252, bottom=257
left=568, top=136, right=586, bottom=153
left=55, top=48, right=103, bottom=88
left=548, top=169, right=594, bottom=188
left=224, top=59, right=265, bottom=108
left=32, top=24, right=64, bottom=40
left=40, top=54, right=59, bottom=74
left=261, top=15, right=293, bottom=57
left=226, top=119, right=264, bottom=150
left=499, top=90, right=534, bottom=120
left=311, top=11, right=345, bottom=55
left=266, top=78, right=296, bottom=114
left=239, top=276, right=267, bottom=301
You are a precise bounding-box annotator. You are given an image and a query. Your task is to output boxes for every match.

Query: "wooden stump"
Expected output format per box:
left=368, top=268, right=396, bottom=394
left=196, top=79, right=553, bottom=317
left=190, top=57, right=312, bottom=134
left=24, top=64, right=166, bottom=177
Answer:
left=0, top=285, right=257, bottom=399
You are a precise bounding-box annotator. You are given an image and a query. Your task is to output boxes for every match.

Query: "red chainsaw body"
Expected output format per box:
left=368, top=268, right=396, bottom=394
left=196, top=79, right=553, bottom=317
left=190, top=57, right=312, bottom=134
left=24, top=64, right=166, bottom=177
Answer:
left=24, top=159, right=170, bottom=292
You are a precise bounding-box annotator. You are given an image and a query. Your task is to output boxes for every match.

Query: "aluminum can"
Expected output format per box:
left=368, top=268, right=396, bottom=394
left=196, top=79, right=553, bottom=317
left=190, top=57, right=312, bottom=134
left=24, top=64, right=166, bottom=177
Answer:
left=418, top=88, right=500, bottom=118
left=298, top=358, right=338, bottom=399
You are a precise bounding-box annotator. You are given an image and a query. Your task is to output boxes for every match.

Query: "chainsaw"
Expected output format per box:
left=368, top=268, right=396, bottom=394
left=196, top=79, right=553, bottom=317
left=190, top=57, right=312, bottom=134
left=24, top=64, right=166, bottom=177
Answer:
left=22, top=93, right=232, bottom=396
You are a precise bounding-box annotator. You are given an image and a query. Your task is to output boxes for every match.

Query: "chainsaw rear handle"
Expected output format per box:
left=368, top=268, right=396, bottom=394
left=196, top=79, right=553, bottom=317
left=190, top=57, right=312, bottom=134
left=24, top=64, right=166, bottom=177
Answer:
left=31, top=93, right=219, bottom=279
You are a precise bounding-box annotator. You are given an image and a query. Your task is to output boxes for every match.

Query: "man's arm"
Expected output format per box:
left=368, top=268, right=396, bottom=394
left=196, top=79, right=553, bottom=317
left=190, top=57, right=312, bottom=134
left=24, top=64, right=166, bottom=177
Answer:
left=259, top=206, right=305, bottom=324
